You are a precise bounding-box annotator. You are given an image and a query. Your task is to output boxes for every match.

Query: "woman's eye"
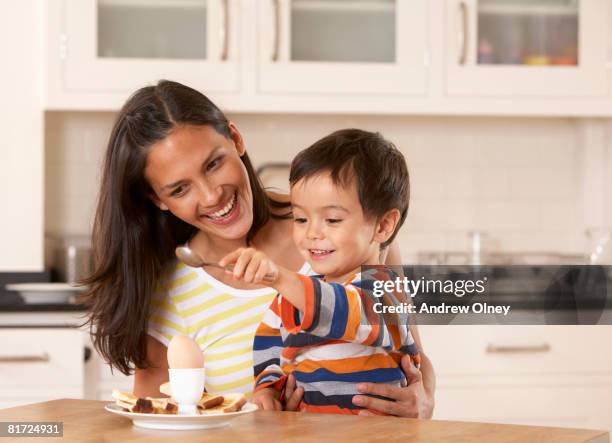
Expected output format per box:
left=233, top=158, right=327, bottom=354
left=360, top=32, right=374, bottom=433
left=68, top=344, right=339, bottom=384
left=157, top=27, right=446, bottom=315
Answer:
left=326, top=219, right=342, bottom=224
left=207, top=156, right=224, bottom=171
left=293, top=218, right=307, bottom=224
left=170, top=185, right=187, bottom=197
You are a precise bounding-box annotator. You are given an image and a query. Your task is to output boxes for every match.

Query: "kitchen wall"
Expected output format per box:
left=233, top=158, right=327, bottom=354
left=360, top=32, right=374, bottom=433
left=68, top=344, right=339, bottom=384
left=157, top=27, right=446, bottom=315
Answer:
left=0, top=1, right=45, bottom=271
left=45, top=112, right=610, bottom=264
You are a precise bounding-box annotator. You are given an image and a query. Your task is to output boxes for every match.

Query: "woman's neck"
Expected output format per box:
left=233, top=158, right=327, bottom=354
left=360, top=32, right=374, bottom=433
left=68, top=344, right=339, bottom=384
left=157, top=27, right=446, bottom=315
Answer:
left=191, top=231, right=248, bottom=262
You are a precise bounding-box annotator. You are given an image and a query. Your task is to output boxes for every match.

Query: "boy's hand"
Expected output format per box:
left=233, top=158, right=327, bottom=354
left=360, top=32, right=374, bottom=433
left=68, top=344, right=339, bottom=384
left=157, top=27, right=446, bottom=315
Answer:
left=283, top=374, right=304, bottom=411
left=219, top=247, right=279, bottom=284
left=220, top=247, right=306, bottom=311
left=252, top=388, right=283, bottom=411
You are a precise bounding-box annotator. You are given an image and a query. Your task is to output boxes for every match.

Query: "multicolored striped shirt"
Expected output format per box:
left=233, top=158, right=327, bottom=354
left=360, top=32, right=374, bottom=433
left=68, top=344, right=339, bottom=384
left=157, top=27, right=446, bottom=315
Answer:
left=253, top=268, right=420, bottom=414
left=148, top=260, right=312, bottom=397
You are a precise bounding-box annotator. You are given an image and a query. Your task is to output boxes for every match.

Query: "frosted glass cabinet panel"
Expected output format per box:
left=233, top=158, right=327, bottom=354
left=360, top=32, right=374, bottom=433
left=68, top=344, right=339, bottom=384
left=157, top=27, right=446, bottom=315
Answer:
left=290, top=0, right=395, bottom=63
left=97, top=0, right=208, bottom=60
left=476, top=0, right=578, bottom=66
left=62, top=0, right=239, bottom=94
left=258, top=0, right=428, bottom=95
left=446, top=0, right=607, bottom=96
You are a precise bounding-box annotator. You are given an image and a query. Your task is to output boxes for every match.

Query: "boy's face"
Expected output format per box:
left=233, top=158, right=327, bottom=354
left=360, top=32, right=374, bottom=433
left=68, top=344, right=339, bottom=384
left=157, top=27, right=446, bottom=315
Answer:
left=290, top=171, right=381, bottom=282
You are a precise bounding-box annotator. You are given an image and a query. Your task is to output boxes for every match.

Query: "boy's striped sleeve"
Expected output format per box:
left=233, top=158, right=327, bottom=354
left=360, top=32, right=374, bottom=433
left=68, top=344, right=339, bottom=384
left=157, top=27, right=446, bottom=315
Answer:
left=253, top=296, right=287, bottom=392
left=279, top=274, right=406, bottom=352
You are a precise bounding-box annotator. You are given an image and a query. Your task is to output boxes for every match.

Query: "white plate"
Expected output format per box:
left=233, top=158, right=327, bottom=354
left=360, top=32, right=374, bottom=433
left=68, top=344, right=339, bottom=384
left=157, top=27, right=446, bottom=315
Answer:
left=5, top=283, right=84, bottom=304
left=104, top=402, right=258, bottom=430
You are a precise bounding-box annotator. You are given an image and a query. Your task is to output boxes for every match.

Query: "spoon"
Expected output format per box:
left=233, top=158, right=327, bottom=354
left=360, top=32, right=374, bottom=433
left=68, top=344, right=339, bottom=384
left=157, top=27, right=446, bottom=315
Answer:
left=175, top=244, right=276, bottom=283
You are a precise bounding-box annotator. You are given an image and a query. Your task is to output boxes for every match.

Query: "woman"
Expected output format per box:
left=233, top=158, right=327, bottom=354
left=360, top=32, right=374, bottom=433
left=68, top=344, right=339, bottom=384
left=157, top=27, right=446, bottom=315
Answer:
left=85, top=80, right=435, bottom=418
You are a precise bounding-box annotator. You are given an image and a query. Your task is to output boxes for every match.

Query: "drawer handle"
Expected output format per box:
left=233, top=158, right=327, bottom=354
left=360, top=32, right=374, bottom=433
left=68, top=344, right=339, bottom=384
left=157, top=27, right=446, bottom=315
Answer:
left=0, top=353, right=50, bottom=363
left=486, top=344, right=550, bottom=354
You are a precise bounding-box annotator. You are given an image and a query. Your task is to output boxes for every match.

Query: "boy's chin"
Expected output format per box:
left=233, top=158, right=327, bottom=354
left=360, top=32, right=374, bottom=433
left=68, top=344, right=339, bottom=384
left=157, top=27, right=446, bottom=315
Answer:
left=309, top=263, right=333, bottom=275
left=309, top=263, right=347, bottom=279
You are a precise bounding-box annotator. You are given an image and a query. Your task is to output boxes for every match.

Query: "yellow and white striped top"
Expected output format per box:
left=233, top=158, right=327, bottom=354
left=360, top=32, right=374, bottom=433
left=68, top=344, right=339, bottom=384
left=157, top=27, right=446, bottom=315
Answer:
left=148, top=261, right=311, bottom=397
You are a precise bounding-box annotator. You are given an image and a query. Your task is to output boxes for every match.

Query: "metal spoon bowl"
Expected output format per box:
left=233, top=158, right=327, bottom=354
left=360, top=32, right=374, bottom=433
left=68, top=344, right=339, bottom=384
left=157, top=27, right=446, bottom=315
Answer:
left=175, top=244, right=275, bottom=283
left=175, top=244, right=208, bottom=268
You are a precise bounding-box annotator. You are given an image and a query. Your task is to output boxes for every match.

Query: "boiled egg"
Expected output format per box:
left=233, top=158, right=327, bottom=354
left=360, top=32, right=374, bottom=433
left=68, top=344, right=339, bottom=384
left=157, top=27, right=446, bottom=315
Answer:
left=167, top=335, right=204, bottom=369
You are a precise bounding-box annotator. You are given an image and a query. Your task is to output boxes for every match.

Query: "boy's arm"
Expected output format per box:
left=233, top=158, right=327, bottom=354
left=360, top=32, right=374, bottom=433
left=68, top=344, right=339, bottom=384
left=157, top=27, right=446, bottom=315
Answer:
left=278, top=273, right=411, bottom=352
left=272, top=267, right=307, bottom=311
left=219, top=246, right=412, bottom=350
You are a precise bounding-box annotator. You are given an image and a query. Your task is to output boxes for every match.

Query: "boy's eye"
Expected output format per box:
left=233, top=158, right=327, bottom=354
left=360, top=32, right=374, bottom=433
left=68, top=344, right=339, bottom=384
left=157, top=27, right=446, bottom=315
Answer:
left=293, top=217, right=307, bottom=224
left=326, top=219, right=342, bottom=224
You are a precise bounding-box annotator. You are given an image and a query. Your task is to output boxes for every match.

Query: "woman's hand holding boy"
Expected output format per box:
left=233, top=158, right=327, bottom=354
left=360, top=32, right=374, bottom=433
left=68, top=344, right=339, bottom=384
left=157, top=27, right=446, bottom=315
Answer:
left=352, top=354, right=435, bottom=418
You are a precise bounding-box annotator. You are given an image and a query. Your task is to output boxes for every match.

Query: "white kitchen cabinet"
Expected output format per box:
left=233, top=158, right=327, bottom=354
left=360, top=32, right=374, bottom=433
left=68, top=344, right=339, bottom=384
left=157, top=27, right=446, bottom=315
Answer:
left=78, top=329, right=133, bottom=401
left=421, top=325, right=612, bottom=432
left=58, top=0, right=240, bottom=95
left=0, top=329, right=84, bottom=409
left=45, top=0, right=612, bottom=114
left=85, top=349, right=134, bottom=401
left=256, top=0, right=428, bottom=95
left=445, top=0, right=609, bottom=97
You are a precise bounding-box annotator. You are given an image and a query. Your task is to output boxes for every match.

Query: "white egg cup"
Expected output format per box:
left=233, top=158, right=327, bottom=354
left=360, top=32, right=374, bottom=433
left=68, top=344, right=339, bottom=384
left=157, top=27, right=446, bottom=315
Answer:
left=168, top=368, right=205, bottom=415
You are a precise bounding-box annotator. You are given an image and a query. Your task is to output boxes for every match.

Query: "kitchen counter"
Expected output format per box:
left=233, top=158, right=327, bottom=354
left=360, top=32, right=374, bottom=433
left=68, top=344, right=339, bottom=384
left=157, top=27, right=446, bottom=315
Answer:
left=0, top=399, right=608, bottom=442
left=0, top=303, right=86, bottom=312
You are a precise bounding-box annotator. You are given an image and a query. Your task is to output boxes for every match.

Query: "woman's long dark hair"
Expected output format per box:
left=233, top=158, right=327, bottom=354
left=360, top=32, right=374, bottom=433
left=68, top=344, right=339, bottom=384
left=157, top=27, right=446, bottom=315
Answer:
left=84, top=80, right=289, bottom=375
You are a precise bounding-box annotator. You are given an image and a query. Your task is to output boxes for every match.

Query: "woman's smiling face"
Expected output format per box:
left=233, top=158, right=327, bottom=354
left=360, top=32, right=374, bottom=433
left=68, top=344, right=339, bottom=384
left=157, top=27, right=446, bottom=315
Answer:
left=144, top=123, right=254, bottom=242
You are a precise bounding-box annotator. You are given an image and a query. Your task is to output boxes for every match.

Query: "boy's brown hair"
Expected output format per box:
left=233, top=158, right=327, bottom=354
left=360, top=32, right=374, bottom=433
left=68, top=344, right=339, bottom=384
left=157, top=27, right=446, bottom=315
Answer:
left=289, top=128, right=409, bottom=248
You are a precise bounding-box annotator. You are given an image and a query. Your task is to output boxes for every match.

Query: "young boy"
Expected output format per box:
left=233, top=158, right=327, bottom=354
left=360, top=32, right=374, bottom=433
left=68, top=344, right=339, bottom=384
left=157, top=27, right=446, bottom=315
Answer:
left=220, top=129, right=420, bottom=414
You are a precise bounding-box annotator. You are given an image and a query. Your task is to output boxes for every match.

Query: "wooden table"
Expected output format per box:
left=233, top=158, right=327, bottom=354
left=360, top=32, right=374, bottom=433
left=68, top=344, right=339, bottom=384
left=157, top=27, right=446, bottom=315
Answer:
left=0, top=399, right=609, bottom=443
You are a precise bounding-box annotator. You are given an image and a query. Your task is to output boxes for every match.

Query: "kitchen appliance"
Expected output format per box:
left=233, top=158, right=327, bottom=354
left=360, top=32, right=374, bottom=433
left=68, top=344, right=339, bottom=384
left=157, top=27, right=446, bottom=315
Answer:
left=50, top=235, right=93, bottom=283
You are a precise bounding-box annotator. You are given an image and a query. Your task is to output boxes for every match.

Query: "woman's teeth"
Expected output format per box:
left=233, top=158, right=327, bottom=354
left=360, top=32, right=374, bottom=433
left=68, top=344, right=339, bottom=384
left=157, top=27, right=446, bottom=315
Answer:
left=206, top=194, right=236, bottom=219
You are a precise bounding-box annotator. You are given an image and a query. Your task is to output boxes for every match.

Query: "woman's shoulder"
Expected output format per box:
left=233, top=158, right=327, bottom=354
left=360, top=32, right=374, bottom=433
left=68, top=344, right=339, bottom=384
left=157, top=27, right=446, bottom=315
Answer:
left=153, top=260, right=198, bottom=298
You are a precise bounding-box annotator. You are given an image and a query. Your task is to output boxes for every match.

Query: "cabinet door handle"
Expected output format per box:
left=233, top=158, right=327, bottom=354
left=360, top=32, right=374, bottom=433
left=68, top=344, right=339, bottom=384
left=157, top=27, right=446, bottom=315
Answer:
left=486, top=343, right=551, bottom=354
left=271, top=0, right=281, bottom=62
left=458, top=1, right=469, bottom=65
left=220, top=0, right=230, bottom=61
left=0, top=353, right=50, bottom=363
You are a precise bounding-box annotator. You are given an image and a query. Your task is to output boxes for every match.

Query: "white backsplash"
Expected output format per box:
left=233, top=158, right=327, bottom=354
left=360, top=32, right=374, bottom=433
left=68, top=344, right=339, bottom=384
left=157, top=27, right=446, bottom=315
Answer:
left=45, top=112, right=611, bottom=263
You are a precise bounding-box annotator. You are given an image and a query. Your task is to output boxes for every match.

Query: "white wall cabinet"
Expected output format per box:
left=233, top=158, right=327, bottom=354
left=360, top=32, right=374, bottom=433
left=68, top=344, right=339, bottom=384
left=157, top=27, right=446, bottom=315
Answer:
left=257, top=0, right=428, bottom=96
left=445, top=0, right=609, bottom=97
left=60, top=0, right=240, bottom=95
left=421, top=325, right=612, bottom=432
left=46, top=0, right=612, bottom=115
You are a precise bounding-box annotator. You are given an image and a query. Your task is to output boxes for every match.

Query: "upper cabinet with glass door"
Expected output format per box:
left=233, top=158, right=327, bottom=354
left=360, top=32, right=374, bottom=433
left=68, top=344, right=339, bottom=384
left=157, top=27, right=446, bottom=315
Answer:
left=257, top=0, right=428, bottom=95
left=61, top=0, right=240, bottom=94
left=445, top=0, right=608, bottom=96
